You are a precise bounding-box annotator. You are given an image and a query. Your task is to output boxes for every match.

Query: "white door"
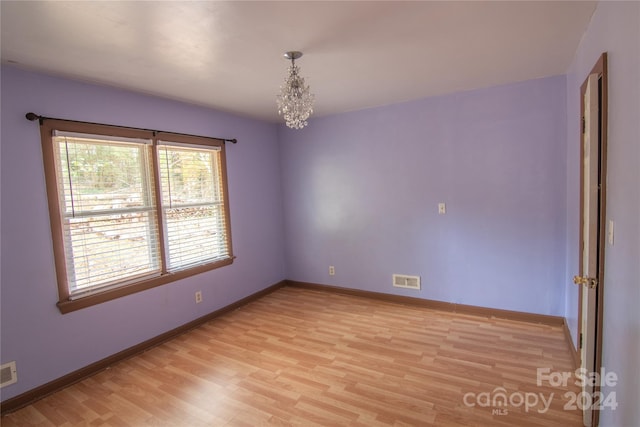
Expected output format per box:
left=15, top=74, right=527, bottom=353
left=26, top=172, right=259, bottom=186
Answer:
left=575, top=73, right=599, bottom=427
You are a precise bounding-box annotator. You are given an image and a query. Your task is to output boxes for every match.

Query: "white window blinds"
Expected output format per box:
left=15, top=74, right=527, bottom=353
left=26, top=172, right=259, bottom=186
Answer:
left=157, top=142, right=231, bottom=270
left=53, top=132, right=161, bottom=295
left=50, top=130, right=232, bottom=300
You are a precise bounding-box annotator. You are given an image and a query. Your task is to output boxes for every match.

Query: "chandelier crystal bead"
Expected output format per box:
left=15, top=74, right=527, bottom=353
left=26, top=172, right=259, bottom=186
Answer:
left=276, top=51, right=315, bottom=129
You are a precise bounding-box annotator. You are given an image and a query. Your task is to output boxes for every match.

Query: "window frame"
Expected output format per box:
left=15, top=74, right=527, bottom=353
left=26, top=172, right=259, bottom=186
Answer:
left=40, top=119, right=234, bottom=314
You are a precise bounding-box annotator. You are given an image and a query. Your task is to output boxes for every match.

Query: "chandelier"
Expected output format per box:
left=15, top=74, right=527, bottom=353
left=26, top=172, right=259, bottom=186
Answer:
left=276, top=51, right=315, bottom=129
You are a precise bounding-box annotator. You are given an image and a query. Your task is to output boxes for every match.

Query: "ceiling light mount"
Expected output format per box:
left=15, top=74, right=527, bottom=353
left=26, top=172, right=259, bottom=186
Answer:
left=277, top=51, right=315, bottom=129
left=284, top=51, right=303, bottom=61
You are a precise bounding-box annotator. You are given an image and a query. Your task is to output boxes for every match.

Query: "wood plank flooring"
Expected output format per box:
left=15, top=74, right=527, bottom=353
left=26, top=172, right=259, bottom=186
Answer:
left=2, top=287, right=582, bottom=426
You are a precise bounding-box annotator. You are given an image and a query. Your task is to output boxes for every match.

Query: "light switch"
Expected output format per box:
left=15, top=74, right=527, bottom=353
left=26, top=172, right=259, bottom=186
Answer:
left=438, top=203, right=446, bottom=215
left=608, top=220, right=614, bottom=245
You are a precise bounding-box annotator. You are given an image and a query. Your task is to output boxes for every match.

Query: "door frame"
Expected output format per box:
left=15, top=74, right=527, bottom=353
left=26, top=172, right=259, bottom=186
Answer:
left=577, top=52, right=608, bottom=427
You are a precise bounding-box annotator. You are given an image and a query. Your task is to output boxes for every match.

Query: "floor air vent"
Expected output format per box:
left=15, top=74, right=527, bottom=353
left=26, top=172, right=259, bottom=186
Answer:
left=0, top=361, right=17, bottom=388
left=393, top=274, right=421, bottom=290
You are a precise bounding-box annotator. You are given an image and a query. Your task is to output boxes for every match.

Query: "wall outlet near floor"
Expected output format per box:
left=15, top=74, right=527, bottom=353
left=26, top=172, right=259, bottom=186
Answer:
left=329, top=266, right=335, bottom=276
left=438, top=203, right=446, bottom=215
left=195, top=291, right=203, bottom=304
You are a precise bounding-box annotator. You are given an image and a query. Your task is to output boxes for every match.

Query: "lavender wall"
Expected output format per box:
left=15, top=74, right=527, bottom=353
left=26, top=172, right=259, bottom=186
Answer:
left=0, top=66, right=286, bottom=401
left=564, top=2, right=640, bottom=425
left=280, top=76, right=567, bottom=316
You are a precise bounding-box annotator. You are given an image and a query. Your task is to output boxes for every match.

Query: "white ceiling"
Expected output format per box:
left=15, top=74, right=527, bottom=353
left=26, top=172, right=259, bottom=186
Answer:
left=1, top=1, right=596, bottom=123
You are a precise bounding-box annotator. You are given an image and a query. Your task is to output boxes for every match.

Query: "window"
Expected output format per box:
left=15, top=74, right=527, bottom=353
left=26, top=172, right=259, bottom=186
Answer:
left=40, top=120, right=233, bottom=313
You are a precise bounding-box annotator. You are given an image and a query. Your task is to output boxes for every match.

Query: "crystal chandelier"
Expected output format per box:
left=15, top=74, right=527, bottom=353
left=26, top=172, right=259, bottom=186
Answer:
left=276, top=51, right=315, bottom=129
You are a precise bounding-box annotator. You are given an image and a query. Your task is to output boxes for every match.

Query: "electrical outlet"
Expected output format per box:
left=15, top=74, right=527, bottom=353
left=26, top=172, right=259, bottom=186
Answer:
left=438, top=203, right=446, bottom=214
left=329, top=266, right=335, bottom=276
left=195, top=291, right=203, bottom=304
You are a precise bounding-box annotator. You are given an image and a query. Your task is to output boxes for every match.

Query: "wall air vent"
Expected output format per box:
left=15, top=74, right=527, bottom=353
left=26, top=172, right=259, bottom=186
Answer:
left=0, top=361, right=17, bottom=388
left=393, top=274, right=421, bottom=290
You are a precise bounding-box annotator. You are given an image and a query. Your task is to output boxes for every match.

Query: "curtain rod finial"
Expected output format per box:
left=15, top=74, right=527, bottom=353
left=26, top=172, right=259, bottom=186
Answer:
left=25, top=112, right=40, bottom=121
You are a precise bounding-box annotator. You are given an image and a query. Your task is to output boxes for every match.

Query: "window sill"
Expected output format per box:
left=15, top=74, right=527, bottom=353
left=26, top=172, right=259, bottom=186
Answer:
left=56, top=257, right=234, bottom=314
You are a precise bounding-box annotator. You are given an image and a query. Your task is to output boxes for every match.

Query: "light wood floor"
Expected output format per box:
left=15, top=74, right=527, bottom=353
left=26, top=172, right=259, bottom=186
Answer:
left=2, top=287, right=582, bottom=426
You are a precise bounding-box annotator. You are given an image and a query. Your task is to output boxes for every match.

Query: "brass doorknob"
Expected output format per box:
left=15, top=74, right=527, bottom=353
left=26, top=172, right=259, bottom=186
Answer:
left=573, top=276, right=598, bottom=288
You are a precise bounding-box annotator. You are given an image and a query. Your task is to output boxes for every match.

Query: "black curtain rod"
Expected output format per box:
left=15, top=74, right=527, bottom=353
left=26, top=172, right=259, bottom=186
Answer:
left=25, top=112, right=238, bottom=144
